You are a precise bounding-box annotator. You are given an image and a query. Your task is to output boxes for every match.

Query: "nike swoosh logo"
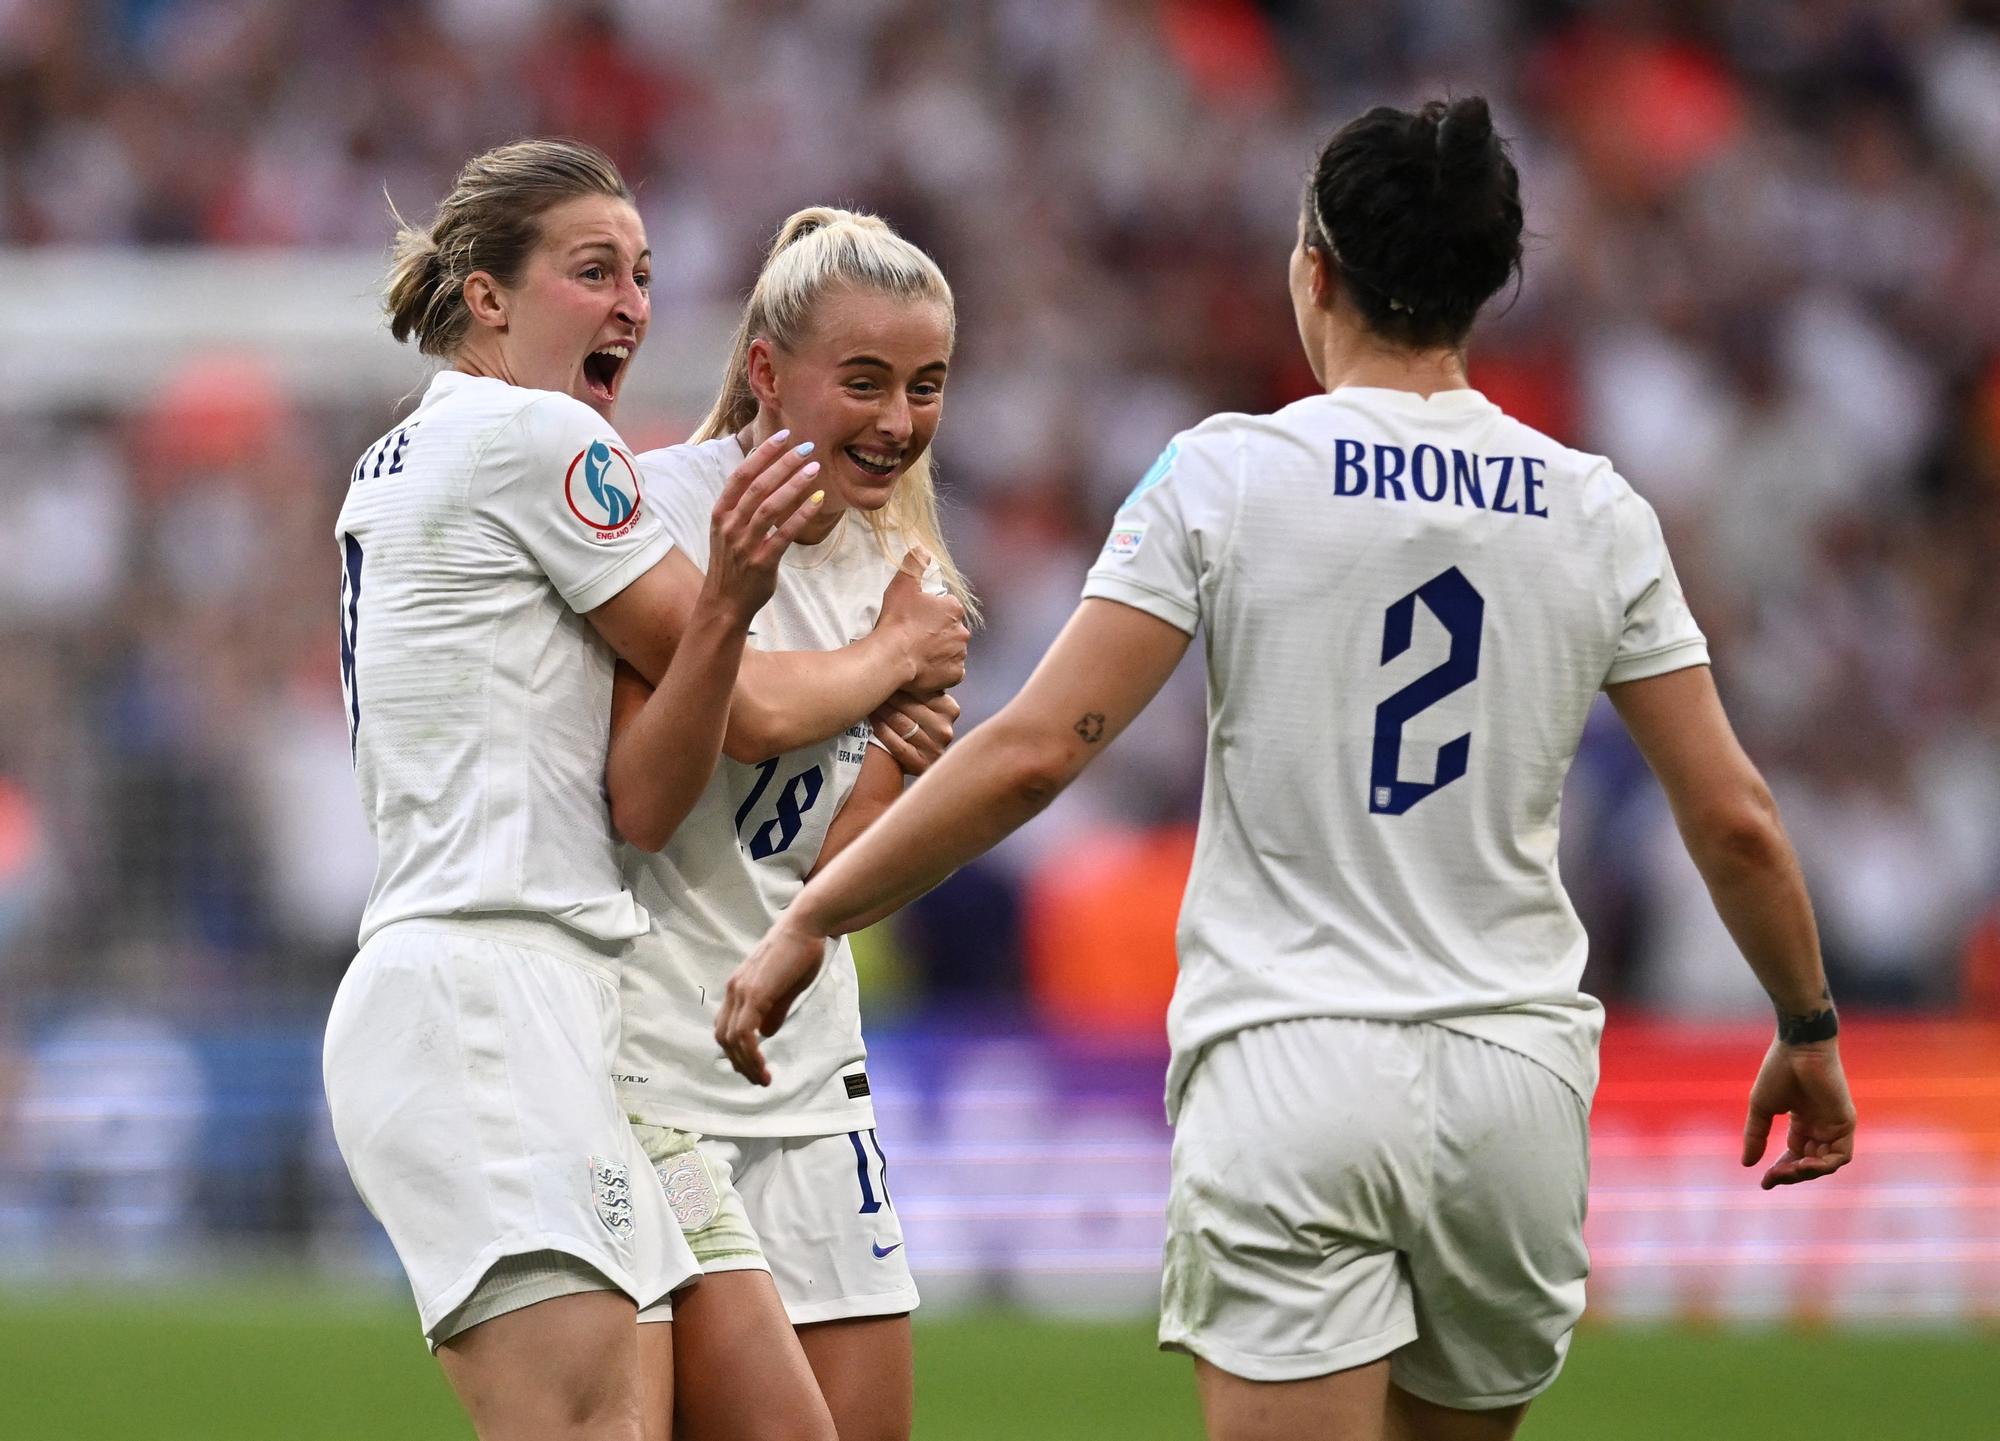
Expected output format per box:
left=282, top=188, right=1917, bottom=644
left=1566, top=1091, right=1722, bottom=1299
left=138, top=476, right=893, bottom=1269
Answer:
left=871, top=1241, right=902, bottom=1258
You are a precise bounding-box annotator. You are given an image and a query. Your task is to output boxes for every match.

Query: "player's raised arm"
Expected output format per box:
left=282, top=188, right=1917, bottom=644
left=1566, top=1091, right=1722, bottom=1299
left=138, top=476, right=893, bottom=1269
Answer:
left=587, top=501, right=968, bottom=763
left=599, top=436, right=825, bottom=851
left=716, top=597, right=1190, bottom=1084
left=1607, top=665, right=1856, bottom=1188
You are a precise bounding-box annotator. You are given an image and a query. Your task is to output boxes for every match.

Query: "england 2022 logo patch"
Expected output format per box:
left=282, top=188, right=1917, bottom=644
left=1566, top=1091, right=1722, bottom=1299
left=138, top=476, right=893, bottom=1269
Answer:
left=588, top=1155, right=635, bottom=1238
left=565, top=440, right=643, bottom=541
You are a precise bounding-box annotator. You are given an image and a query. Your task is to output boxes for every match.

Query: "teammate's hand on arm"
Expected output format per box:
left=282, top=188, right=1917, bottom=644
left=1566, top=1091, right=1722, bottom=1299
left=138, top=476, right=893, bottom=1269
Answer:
left=869, top=690, right=959, bottom=774
left=716, top=918, right=829, bottom=1087
left=720, top=544, right=967, bottom=761
left=1742, top=1033, right=1856, bottom=1189
left=874, top=548, right=969, bottom=696
left=599, top=436, right=822, bottom=850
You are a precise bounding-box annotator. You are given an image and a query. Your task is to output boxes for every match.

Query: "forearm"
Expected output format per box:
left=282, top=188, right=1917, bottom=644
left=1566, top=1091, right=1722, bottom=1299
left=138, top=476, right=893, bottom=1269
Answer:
left=1684, top=813, right=1832, bottom=1023
left=608, top=602, right=748, bottom=851
left=811, top=751, right=900, bottom=879
left=792, top=718, right=1081, bottom=938
left=727, top=634, right=913, bottom=761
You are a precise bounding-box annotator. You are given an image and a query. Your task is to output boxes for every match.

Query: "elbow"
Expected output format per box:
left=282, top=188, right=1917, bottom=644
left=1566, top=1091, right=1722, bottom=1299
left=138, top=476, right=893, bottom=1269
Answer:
left=723, top=696, right=780, bottom=765
left=607, top=768, right=676, bottom=853
left=1000, top=732, right=1079, bottom=813
left=1687, top=784, right=1788, bottom=876
left=610, top=797, right=672, bottom=854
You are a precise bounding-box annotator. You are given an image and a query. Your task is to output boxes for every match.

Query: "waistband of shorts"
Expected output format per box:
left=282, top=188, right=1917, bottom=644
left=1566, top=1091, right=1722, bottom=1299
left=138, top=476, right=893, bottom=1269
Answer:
left=370, top=911, right=629, bottom=970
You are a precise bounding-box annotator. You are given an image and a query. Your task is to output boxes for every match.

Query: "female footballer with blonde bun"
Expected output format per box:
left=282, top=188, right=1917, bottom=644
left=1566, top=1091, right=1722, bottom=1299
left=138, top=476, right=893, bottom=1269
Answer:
left=718, top=99, right=1856, bottom=1441
left=611, top=206, right=972, bottom=1441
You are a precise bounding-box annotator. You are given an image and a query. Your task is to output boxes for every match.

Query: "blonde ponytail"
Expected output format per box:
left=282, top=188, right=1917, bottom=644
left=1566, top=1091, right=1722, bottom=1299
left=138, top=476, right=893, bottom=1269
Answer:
left=694, top=206, right=979, bottom=621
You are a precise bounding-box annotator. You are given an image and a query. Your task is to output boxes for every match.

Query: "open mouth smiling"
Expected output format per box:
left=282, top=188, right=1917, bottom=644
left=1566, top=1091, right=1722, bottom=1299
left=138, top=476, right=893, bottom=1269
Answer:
left=845, top=445, right=903, bottom=478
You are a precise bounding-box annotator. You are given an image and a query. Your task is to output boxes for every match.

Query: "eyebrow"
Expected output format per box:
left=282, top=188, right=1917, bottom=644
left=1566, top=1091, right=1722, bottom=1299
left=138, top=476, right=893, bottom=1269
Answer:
left=570, top=239, right=652, bottom=264
left=839, top=353, right=949, bottom=373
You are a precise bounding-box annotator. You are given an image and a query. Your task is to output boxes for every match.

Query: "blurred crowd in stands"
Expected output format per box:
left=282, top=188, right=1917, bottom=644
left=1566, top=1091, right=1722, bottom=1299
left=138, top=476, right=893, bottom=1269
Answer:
left=2, top=0, right=1999, bottom=1042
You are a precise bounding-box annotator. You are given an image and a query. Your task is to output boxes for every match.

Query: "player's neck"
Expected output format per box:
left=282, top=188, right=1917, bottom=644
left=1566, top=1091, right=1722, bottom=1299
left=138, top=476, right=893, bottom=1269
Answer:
left=1315, top=333, right=1470, bottom=400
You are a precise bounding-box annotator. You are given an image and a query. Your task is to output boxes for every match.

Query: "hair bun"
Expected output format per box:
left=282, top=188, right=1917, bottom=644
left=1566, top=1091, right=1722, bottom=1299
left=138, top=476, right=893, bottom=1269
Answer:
left=1434, top=96, right=1496, bottom=179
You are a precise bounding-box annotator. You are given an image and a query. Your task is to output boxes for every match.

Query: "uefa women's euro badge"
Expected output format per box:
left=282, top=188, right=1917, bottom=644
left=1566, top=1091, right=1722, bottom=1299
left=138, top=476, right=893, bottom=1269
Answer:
left=588, top=1156, right=636, bottom=1237
left=655, top=1149, right=720, bottom=1231
left=564, top=439, right=644, bottom=541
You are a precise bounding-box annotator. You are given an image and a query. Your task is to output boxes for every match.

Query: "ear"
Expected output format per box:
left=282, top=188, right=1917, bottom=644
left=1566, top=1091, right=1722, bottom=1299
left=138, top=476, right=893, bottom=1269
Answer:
left=746, top=337, right=781, bottom=411
left=463, top=271, right=508, bottom=332
left=1307, top=245, right=1335, bottom=311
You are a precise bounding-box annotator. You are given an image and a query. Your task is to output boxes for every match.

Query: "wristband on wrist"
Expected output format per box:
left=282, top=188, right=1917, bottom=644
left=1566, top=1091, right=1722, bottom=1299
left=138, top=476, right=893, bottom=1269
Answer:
left=1776, top=1004, right=1839, bottom=1045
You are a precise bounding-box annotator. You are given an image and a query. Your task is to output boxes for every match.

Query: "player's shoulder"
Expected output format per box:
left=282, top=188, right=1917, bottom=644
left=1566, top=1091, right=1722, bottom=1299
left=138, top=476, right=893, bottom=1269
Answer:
left=1454, top=394, right=1638, bottom=524
left=432, top=376, right=627, bottom=479
left=1132, top=410, right=1261, bottom=497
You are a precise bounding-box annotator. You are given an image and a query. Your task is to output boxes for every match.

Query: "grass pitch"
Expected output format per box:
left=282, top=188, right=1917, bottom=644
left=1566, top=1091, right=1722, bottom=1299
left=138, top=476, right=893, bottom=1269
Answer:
left=0, top=1284, right=1991, bottom=1439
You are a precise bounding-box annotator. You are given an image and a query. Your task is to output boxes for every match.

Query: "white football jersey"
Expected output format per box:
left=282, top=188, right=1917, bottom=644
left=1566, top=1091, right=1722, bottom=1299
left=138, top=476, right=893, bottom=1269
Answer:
left=616, top=435, right=922, bottom=1137
left=335, top=371, right=672, bottom=965
left=1082, top=386, right=1708, bottom=1116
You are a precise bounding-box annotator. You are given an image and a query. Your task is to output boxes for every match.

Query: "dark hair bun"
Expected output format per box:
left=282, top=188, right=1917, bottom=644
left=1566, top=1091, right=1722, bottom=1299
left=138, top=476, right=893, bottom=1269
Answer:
left=1305, top=95, right=1524, bottom=349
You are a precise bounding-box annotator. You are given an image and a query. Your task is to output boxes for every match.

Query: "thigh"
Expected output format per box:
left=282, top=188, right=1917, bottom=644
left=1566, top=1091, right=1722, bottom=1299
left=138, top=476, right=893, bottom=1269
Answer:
left=435, top=1288, right=645, bottom=1441
left=1384, top=1384, right=1527, bottom=1441
left=670, top=1269, right=836, bottom=1441
left=1391, top=1030, right=1590, bottom=1412
left=1195, top=1355, right=1390, bottom=1441
left=1161, top=1020, right=1426, bottom=1384
left=797, top=1313, right=913, bottom=1441
left=732, top=1129, right=920, bottom=1327
left=324, top=927, right=698, bottom=1342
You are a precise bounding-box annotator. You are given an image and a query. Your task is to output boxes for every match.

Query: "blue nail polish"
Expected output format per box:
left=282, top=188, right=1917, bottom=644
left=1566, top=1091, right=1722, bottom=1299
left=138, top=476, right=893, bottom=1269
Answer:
left=794, top=440, right=815, bottom=457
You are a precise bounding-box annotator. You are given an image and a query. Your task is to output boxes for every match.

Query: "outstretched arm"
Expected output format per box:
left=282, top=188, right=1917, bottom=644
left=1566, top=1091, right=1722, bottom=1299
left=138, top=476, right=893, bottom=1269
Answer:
left=596, top=438, right=825, bottom=851
left=1608, top=665, right=1856, bottom=1188
left=716, top=598, right=1192, bottom=1084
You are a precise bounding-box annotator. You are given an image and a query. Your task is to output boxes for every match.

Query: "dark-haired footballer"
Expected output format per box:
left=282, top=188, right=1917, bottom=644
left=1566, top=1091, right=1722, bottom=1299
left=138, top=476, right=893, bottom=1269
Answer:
left=716, top=97, right=1856, bottom=1441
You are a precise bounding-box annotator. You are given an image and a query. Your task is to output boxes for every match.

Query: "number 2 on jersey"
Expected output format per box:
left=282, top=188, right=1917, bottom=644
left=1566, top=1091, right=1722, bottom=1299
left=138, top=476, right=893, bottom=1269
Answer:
left=734, top=758, right=826, bottom=860
left=1369, top=566, right=1483, bottom=816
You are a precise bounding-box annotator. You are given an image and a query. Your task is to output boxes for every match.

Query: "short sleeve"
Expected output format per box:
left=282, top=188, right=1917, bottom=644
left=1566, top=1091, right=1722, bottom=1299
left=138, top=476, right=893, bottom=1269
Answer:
left=1603, top=481, right=1709, bottom=686
left=635, top=446, right=725, bottom=572
left=483, top=393, right=673, bottom=613
left=1080, top=431, right=1233, bottom=636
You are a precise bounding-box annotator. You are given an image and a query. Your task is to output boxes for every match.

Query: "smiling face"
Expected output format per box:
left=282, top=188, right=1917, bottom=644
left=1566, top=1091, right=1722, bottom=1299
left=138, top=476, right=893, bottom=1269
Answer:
left=459, top=193, right=650, bottom=420
left=747, top=286, right=952, bottom=528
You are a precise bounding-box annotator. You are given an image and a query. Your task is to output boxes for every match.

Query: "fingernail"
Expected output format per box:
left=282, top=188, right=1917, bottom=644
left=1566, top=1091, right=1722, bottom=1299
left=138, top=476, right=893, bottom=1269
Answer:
left=809, top=490, right=825, bottom=505
left=771, top=428, right=790, bottom=444
left=794, top=440, right=815, bottom=457
left=800, top=461, right=821, bottom=478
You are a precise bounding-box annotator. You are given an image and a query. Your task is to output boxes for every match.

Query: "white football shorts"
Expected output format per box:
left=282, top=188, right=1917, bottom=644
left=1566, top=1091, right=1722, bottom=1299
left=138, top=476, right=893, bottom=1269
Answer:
left=323, top=916, right=700, bottom=1345
left=631, top=1122, right=918, bottom=1326
left=1161, top=1017, right=1590, bottom=1408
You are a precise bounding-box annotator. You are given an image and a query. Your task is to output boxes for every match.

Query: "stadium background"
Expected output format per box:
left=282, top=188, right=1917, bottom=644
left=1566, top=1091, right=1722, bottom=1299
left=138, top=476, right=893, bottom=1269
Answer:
left=1, top=0, right=1997, bottom=1436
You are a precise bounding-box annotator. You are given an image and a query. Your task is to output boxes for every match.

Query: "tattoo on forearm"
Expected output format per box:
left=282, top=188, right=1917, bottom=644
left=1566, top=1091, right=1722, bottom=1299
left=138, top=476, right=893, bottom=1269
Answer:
left=1777, top=986, right=1839, bottom=1045
left=1074, top=712, right=1105, bottom=743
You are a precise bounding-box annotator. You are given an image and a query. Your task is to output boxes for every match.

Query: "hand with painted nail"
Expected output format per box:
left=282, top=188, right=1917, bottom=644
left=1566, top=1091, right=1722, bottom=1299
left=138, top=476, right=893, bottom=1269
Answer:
left=703, top=429, right=827, bottom=623
left=875, top=546, right=969, bottom=695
